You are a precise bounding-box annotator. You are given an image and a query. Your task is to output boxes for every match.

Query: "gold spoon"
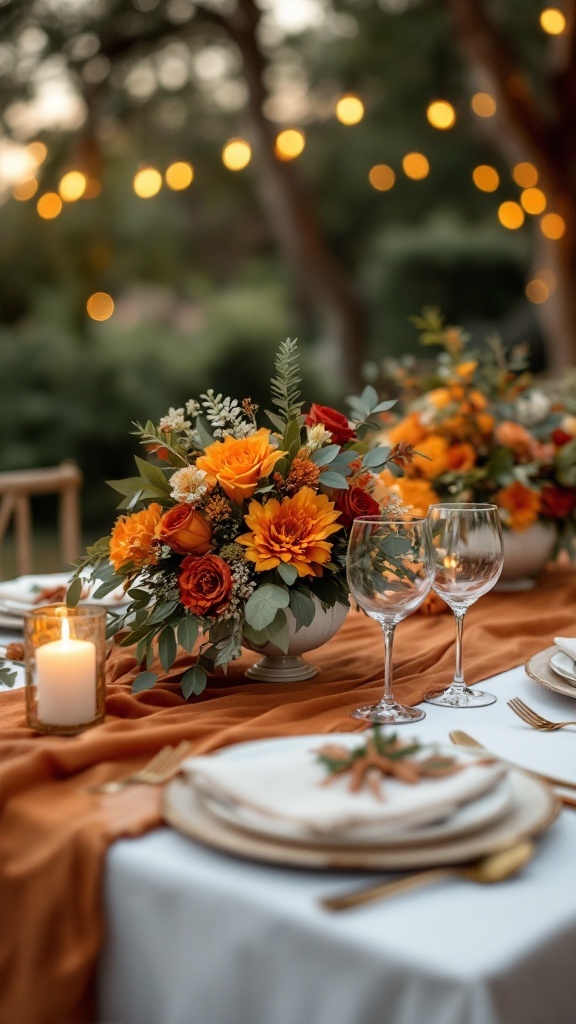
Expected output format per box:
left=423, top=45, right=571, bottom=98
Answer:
left=320, top=840, right=535, bottom=912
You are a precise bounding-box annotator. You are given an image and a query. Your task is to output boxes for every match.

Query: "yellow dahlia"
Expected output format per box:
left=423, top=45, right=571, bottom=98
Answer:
left=237, top=486, right=342, bottom=577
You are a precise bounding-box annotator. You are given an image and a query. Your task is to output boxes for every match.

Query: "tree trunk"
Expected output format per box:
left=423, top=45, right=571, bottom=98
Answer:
left=219, top=0, right=368, bottom=389
left=446, top=0, right=576, bottom=371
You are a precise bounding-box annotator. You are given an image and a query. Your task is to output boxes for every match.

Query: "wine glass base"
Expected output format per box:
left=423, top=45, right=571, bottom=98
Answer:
left=424, top=685, right=497, bottom=709
left=351, top=702, right=426, bottom=725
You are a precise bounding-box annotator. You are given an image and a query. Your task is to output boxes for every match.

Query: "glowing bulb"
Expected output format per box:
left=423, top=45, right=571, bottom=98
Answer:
left=86, top=292, right=114, bottom=321
left=540, top=8, right=566, bottom=34
left=525, top=279, right=550, bottom=304
left=471, top=93, right=497, bottom=117
left=540, top=213, right=566, bottom=239
left=222, top=138, right=251, bottom=171
left=498, top=201, right=525, bottom=229
left=275, top=129, right=305, bottom=161
left=402, top=152, right=430, bottom=180
left=472, top=165, right=500, bottom=192
left=133, top=167, right=162, bottom=197
left=520, top=187, right=547, bottom=214
left=368, top=164, right=395, bottom=191
left=335, top=94, right=364, bottom=125
left=37, top=193, right=62, bottom=219
left=12, top=178, right=38, bottom=201
left=512, top=162, right=538, bottom=188
left=59, top=171, right=87, bottom=202
left=165, top=161, right=194, bottom=190
left=426, top=100, right=456, bottom=129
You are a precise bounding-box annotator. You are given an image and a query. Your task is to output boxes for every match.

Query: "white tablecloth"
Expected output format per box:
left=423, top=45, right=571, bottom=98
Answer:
left=93, top=663, right=576, bottom=1024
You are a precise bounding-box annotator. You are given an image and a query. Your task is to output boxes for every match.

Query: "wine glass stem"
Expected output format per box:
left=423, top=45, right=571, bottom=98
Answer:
left=381, top=622, right=396, bottom=703
left=453, top=608, right=467, bottom=691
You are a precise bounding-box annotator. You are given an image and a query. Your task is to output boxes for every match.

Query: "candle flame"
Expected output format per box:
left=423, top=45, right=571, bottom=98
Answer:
left=443, top=555, right=459, bottom=570
left=61, top=616, right=71, bottom=643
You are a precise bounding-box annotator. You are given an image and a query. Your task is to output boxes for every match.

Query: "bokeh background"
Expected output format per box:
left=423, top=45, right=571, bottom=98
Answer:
left=0, top=0, right=574, bottom=546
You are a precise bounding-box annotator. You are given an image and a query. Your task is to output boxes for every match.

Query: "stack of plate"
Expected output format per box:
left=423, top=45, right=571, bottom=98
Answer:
left=163, top=734, right=558, bottom=871
left=0, top=573, right=130, bottom=630
left=526, top=645, right=576, bottom=699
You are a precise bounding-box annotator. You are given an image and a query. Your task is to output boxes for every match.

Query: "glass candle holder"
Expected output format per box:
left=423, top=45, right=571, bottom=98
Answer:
left=25, top=604, right=107, bottom=735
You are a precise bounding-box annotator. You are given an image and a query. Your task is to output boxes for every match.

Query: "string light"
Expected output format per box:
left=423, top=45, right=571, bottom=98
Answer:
left=402, top=152, right=430, bottom=180
left=133, top=167, right=162, bottom=197
left=520, top=187, right=547, bottom=214
left=498, top=201, right=525, bottom=229
left=335, top=95, right=364, bottom=125
left=540, top=213, right=566, bottom=239
left=37, top=193, right=62, bottom=219
left=87, top=292, right=114, bottom=321
left=368, top=164, right=395, bottom=191
left=12, top=178, right=38, bottom=201
left=26, top=142, right=47, bottom=166
left=275, top=129, right=305, bottom=161
left=540, top=7, right=566, bottom=34
left=222, top=138, right=251, bottom=170
left=472, top=165, right=500, bottom=192
left=59, top=171, right=87, bottom=202
left=165, top=161, right=194, bottom=190
left=512, top=162, right=538, bottom=188
left=426, top=100, right=456, bottom=129
left=525, top=278, right=550, bottom=303
left=471, top=93, right=497, bottom=117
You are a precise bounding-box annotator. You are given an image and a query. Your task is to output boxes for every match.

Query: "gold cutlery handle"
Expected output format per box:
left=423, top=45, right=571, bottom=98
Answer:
left=321, top=867, right=452, bottom=911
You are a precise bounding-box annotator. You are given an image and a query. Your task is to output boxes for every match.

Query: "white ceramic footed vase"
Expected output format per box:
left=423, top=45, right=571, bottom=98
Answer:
left=243, top=596, right=348, bottom=682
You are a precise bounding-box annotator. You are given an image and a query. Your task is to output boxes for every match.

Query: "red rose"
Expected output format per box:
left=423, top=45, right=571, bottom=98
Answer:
left=334, top=486, right=381, bottom=530
left=155, top=505, right=212, bottom=555
left=552, top=429, right=573, bottom=447
left=539, top=484, right=576, bottom=519
left=305, top=403, right=356, bottom=446
left=178, top=554, right=233, bottom=616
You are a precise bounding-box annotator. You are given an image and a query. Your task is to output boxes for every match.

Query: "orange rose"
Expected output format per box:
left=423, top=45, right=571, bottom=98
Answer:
left=388, top=413, right=427, bottom=447
left=196, top=428, right=287, bottom=505
left=494, top=421, right=539, bottom=462
left=413, top=434, right=449, bottom=479
left=445, top=443, right=476, bottom=473
left=156, top=504, right=212, bottom=554
left=109, top=502, right=163, bottom=571
left=374, top=472, right=439, bottom=517
left=178, top=554, right=232, bottom=616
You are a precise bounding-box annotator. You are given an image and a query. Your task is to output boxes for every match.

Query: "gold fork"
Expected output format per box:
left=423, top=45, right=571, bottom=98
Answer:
left=87, top=740, right=192, bottom=794
left=507, top=698, right=576, bottom=732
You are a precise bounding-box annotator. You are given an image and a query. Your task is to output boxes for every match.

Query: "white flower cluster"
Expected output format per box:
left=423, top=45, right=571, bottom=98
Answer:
left=169, top=466, right=208, bottom=505
left=159, top=407, right=193, bottom=434
left=200, top=390, right=256, bottom=439
left=515, top=390, right=551, bottom=427
left=222, top=559, right=256, bottom=621
left=305, top=423, right=332, bottom=450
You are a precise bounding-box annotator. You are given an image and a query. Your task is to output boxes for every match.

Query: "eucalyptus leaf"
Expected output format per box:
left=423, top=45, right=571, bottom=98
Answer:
left=134, top=456, right=171, bottom=493
left=277, top=561, right=298, bottom=585
left=180, top=664, right=208, bottom=698
left=288, top=588, right=316, bottom=631
left=363, top=447, right=391, bottom=469
left=310, top=444, right=340, bottom=467
left=177, top=616, right=199, bottom=653
left=244, top=583, right=290, bottom=631
left=66, top=577, right=84, bottom=608
left=158, top=625, right=177, bottom=673
left=132, top=671, right=158, bottom=694
left=262, top=609, right=289, bottom=653
left=319, top=471, right=349, bottom=490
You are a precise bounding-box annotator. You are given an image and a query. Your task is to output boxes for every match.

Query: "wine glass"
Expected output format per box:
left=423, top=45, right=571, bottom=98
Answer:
left=346, top=515, right=435, bottom=724
left=425, top=502, right=503, bottom=708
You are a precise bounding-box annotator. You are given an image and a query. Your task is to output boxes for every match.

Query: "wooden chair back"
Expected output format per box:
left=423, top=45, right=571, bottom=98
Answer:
left=0, top=461, right=83, bottom=578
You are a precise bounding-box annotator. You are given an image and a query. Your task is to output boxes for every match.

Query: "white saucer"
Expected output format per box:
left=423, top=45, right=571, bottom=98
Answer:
left=550, top=652, right=576, bottom=686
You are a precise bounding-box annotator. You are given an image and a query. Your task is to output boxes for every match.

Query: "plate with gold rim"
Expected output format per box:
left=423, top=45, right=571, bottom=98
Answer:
left=526, top=646, right=576, bottom=700
left=163, top=768, right=559, bottom=872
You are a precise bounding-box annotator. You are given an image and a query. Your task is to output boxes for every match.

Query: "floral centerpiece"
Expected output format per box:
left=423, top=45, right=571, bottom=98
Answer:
left=68, top=339, right=413, bottom=697
left=374, top=309, right=576, bottom=558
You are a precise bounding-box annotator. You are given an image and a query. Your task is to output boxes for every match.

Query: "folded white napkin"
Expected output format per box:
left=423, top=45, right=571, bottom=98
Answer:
left=554, top=637, right=576, bottom=662
left=184, top=735, right=506, bottom=838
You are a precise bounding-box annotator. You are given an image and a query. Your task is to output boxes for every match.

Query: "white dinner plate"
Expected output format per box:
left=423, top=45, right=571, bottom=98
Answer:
left=198, top=772, right=514, bottom=848
left=163, top=768, right=559, bottom=872
left=0, top=573, right=130, bottom=618
left=525, top=647, right=576, bottom=700
left=550, top=651, right=576, bottom=686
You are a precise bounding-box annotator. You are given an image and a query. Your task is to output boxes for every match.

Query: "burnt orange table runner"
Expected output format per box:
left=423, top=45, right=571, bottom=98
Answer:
left=1, top=567, right=575, bottom=1024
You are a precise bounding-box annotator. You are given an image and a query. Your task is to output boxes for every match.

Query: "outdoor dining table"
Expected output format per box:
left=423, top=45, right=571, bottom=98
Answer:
left=1, top=567, right=576, bottom=1024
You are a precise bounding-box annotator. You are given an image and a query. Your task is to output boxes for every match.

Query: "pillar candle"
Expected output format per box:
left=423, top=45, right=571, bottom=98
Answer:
left=36, top=619, right=97, bottom=726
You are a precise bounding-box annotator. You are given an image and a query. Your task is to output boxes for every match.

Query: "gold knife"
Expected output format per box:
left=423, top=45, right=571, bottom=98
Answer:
left=449, top=730, right=576, bottom=796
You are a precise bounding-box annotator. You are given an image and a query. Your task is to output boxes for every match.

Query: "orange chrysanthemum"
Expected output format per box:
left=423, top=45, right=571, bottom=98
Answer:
left=109, top=502, right=163, bottom=571
left=375, top=472, right=440, bottom=517
left=196, top=428, right=287, bottom=505
left=237, top=486, right=342, bottom=577
left=494, top=481, right=540, bottom=531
